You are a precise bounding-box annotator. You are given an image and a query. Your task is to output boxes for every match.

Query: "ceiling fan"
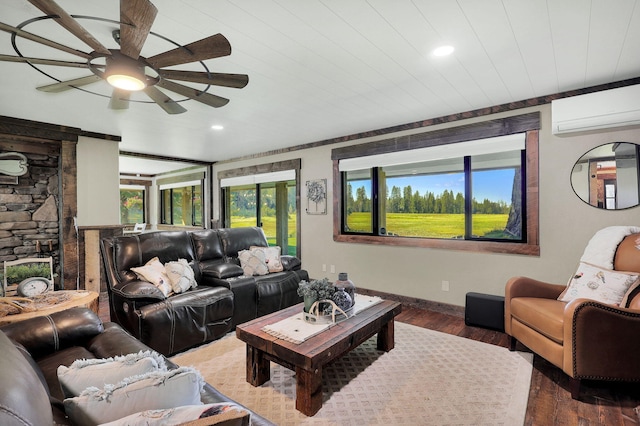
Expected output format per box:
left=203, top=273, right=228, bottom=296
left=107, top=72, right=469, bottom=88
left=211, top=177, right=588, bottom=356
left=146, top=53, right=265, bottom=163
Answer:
left=0, top=0, right=249, bottom=114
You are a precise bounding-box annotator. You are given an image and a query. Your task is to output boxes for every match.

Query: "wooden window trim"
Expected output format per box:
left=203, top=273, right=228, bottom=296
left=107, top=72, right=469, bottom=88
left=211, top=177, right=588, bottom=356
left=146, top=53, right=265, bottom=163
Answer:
left=332, top=114, right=540, bottom=256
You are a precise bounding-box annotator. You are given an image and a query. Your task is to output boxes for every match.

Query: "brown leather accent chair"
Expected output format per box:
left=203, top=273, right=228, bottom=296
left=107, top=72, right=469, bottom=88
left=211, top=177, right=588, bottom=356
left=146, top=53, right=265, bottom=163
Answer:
left=505, top=232, right=640, bottom=399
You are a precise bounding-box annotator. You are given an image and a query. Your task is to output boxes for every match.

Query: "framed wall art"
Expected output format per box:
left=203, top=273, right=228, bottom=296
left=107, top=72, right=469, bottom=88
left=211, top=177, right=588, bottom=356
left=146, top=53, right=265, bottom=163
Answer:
left=306, top=179, right=327, bottom=215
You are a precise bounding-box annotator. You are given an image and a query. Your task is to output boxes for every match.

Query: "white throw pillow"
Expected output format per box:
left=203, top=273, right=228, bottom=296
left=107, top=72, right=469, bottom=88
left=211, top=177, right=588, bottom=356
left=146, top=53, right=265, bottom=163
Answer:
left=250, top=246, right=283, bottom=273
left=63, top=367, right=204, bottom=426
left=131, top=257, right=172, bottom=297
left=99, top=402, right=250, bottom=426
left=165, top=259, right=197, bottom=294
left=238, top=249, right=269, bottom=276
left=57, top=350, right=166, bottom=399
left=558, top=262, right=640, bottom=306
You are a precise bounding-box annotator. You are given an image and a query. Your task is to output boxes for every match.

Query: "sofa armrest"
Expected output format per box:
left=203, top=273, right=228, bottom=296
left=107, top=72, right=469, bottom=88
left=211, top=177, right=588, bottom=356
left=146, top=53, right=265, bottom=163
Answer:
left=504, top=277, right=566, bottom=336
left=280, top=255, right=301, bottom=271
left=0, top=307, right=104, bottom=359
left=563, top=299, right=640, bottom=380
left=505, top=276, right=565, bottom=302
left=112, top=279, right=166, bottom=301
left=202, top=263, right=244, bottom=280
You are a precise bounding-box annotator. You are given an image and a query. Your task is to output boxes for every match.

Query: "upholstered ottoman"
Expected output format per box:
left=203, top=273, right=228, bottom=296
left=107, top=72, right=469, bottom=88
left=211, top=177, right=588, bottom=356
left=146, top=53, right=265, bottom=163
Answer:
left=135, top=286, right=234, bottom=355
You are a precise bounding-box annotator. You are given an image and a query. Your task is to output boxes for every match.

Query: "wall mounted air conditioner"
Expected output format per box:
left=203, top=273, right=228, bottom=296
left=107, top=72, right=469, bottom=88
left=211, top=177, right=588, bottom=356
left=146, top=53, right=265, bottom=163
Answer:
left=551, top=84, right=640, bottom=135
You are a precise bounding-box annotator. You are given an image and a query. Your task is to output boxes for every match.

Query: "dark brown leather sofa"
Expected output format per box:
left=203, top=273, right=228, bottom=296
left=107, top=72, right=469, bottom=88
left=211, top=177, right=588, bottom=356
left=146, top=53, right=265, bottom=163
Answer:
left=0, top=307, right=274, bottom=425
left=101, top=227, right=308, bottom=356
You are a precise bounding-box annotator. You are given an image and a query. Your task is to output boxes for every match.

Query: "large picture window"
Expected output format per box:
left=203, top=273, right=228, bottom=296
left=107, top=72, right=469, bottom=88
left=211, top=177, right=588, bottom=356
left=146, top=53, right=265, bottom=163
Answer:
left=219, top=160, right=301, bottom=257
left=342, top=134, right=524, bottom=241
left=160, top=180, right=203, bottom=226
left=332, top=114, right=540, bottom=255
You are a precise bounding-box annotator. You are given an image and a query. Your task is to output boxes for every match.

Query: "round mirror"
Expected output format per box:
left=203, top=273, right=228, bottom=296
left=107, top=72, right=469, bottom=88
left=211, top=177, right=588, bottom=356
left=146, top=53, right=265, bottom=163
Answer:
left=571, top=142, right=640, bottom=209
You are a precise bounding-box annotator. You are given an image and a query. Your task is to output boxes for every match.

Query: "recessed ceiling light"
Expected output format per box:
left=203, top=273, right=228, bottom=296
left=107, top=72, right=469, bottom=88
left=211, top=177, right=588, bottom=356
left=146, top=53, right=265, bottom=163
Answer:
left=433, top=45, right=454, bottom=57
left=211, top=125, right=224, bottom=130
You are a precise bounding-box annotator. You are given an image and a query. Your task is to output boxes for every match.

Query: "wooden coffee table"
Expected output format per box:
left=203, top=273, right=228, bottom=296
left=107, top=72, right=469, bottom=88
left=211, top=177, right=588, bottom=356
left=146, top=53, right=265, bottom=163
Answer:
left=235, top=299, right=402, bottom=416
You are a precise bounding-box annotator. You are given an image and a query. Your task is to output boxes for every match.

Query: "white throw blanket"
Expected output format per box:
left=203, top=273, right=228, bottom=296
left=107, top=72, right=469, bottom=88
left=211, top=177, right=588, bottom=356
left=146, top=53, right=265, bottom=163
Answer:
left=262, top=295, right=383, bottom=344
left=580, top=226, right=640, bottom=269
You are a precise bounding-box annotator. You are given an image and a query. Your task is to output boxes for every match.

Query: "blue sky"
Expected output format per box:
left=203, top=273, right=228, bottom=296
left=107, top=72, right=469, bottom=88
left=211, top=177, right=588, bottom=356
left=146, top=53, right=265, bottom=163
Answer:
left=352, top=169, right=516, bottom=203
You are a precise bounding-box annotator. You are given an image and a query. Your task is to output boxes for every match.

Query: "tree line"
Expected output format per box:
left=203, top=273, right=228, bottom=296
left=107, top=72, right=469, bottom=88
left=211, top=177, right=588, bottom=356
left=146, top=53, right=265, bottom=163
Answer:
left=347, top=184, right=510, bottom=215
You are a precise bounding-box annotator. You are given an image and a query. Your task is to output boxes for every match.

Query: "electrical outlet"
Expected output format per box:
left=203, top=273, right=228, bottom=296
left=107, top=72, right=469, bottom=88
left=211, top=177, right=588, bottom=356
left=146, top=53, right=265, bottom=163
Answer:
left=330, top=265, right=335, bottom=273
left=442, top=280, right=450, bottom=291
left=322, top=264, right=326, bottom=272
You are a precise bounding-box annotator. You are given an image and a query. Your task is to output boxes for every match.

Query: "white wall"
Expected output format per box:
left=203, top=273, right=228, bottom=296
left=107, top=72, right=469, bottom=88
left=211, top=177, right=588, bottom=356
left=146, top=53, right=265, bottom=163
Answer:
left=212, top=104, right=640, bottom=307
left=76, top=136, right=120, bottom=226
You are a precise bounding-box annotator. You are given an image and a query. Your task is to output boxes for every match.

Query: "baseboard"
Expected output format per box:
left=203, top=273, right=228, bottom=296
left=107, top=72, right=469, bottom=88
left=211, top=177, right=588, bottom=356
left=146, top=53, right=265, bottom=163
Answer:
left=357, top=287, right=465, bottom=318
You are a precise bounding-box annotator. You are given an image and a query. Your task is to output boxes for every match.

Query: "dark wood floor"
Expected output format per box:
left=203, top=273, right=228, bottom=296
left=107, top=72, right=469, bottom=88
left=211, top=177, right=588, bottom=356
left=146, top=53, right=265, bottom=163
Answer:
left=98, top=295, right=640, bottom=425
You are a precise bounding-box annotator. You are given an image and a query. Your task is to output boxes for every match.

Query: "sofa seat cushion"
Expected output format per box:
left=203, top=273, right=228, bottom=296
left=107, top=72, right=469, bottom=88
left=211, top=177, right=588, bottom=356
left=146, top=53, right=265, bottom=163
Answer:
left=137, top=286, right=234, bottom=355
left=510, top=297, right=567, bottom=344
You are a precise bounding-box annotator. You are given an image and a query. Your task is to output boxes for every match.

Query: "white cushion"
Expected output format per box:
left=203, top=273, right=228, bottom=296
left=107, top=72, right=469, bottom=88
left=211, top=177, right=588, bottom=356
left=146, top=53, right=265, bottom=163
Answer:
left=57, top=350, right=166, bottom=399
left=99, top=402, right=250, bottom=426
left=165, top=259, right=197, bottom=294
left=131, top=257, right=172, bottom=297
left=558, top=262, right=640, bottom=306
left=63, top=367, right=204, bottom=426
left=250, top=246, right=283, bottom=273
left=238, top=249, right=269, bottom=276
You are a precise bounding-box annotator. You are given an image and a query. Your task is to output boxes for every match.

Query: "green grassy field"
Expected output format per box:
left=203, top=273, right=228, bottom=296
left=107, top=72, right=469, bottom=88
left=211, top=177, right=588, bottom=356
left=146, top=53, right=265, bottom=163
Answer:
left=347, top=212, right=509, bottom=238
left=231, top=212, right=509, bottom=244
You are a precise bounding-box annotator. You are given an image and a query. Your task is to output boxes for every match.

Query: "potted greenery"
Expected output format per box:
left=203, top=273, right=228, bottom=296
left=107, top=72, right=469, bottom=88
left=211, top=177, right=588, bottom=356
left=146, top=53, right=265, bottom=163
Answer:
left=297, top=278, right=335, bottom=313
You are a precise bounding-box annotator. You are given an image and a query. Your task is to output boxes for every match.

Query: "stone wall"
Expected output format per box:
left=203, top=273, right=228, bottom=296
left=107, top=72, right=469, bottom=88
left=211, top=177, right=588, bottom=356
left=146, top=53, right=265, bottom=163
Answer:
left=0, top=152, right=60, bottom=287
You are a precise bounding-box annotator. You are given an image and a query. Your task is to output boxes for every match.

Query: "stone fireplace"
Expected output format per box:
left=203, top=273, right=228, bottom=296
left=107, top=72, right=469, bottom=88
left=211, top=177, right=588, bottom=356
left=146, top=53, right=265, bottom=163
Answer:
left=0, top=151, right=62, bottom=287
left=0, top=116, right=84, bottom=291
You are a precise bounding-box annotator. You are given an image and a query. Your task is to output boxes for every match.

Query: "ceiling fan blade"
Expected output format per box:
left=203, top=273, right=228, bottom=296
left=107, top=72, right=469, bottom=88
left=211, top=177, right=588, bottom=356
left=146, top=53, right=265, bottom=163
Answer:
left=147, top=34, right=231, bottom=69
left=109, top=88, right=130, bottom=110
left=158, top=69, right=249, bottom=88
left=0, top=54, right=88, bottom=68
left=36, top=75, right=102, bottom=93
left=26, top=0, right=111, bottom=55
left=143, top=86, right=187, bottom=114
left=157, top=79, right=229, bottom=108
left=120, top=0, right=158, bottom=59
left=0, top=22, right=92, bottom=59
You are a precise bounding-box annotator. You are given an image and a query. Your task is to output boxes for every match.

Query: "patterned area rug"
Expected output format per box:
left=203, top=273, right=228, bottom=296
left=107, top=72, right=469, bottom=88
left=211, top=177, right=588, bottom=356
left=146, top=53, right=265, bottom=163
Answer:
left=171, top=322, right=533, bottom=425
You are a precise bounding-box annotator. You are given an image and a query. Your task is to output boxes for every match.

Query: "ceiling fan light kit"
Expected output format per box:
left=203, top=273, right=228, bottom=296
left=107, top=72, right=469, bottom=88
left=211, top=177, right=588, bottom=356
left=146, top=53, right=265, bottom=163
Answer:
left=104, top=56, right=146, bottom=91
left=1, top=0, right=249, bottom=114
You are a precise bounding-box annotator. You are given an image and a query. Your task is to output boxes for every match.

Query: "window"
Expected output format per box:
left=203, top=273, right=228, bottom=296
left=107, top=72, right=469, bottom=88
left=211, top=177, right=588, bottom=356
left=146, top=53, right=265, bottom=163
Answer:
left=120, top=186, right=145, bottom=224
left=333, top=113, right=540, bottom=255
left=219, top=160, right=301, bottom=257
left=160, top=180, right=203, bottom=226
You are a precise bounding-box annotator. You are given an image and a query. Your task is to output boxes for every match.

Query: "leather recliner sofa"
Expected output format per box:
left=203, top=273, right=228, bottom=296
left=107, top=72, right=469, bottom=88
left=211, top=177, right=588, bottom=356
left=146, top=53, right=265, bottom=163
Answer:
left=101, top=227, right=308, bottom=356
left=0, top=307, right=274, bottom=425
left=505, top=231, right=640, bottom=399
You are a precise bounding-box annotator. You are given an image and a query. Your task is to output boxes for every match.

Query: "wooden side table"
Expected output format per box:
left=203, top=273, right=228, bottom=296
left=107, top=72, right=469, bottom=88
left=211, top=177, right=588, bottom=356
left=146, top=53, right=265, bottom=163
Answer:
left=0, top=290, right=99, bottom=326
